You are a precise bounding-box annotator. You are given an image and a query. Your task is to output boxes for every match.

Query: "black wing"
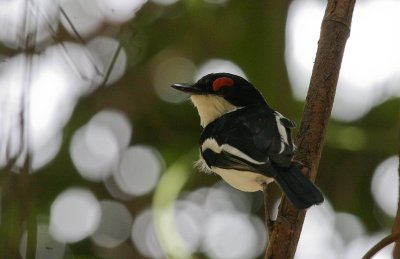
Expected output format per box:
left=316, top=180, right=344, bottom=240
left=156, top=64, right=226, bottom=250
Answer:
left=199, top=106, right=296, bottom=174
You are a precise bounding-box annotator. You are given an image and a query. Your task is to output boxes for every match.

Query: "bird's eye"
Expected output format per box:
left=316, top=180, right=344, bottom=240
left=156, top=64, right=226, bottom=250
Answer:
left=212, top=77, right=234, bottom=92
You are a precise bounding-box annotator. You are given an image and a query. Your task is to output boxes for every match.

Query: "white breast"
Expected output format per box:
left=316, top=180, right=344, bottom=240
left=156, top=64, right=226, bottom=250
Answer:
left=197, top=138, right=272, bottom=192
left=195, top=156, right=273, bottom=192
left=212, top=167, right=273, bottom=192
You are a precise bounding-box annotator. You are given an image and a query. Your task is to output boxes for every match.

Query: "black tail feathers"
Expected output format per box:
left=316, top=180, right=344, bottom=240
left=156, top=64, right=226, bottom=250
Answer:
left=273, top=164, right=324, bottom=209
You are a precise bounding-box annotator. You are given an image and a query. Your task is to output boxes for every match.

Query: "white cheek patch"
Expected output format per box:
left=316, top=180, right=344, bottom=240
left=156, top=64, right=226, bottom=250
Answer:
left=190, top=95, right=236, bottom=127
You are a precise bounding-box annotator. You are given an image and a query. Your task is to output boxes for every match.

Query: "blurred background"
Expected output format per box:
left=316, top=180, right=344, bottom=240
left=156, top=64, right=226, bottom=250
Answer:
left=0, top=0, right=399, bottom=258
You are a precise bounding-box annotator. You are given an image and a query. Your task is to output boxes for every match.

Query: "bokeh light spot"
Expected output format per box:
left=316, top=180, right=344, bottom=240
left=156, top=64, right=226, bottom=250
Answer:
left=103, top=175, right=134, bottom=201
left=97, top=0, right=148, bottom=23
left=114, top=145, right=162, bottom=196
left=344, top=232, right=393, bottom=259
left=20, top=224, right=66, bottom=259
left=297, top=201, right=342, bottom=259
left=132, top=209, right=165, bottom=258
left=286, top=0, right=400, bottom=121
left=153, top=183, right=265, bottom=258
left=203, top=211, right=261, bottom=259
left=91, top=200, right=133, bottom=248
left=371, top=156, right=399, bottom=217
left=150, top=0, right=179, bottom=6
left=0, top=0, right=59, bottom=49
left=203, top=182, right=253, bottom=214
left=195, top=59, right=247, bottom=81
left=87, top=37, right=127, bottom=86
left=174, top=201, right=204, bottom=254
left=84, top=121, right=118, bottom=157
left=60, top=0, right=103, bottom=38
left=32, top=133, right=62, bottom=171
left=335, top=212, right=365, bottom=244
left=29, top=59, right=73, bottom=149
left=1, top=41, right=99, bottom=169
left=336, top=126, right=367, bottom=151
left=70, top=124, right=118, bottom=181
left=70, top=109, right=131, bottom=181
left=50, top=188, right=101, bottom=243
left=89, top=109, right=132, bottom=149
left=153, top=56, right=196, bottom=103
left=204, top=0, right=230, bottom=5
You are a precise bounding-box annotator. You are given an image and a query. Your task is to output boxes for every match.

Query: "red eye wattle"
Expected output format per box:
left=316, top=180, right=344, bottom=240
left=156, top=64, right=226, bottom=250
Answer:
left=212, top=77, right=234, bottom=92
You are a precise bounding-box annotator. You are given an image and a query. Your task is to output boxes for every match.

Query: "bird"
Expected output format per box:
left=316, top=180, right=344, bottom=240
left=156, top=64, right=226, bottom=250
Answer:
left=170, top=72, right=324, bottom=218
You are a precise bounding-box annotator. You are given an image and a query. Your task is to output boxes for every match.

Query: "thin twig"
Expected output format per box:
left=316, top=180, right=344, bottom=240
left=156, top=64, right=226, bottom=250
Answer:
left=42, top=7, right=103, bottom=78
left=22, top=1, right=37, bottom=258
left=23, top=156, right=36, bottom=259
left=22, top=43, right=36, bottom=259
left=264, top=0, right=356, bottom=258
left=58, top=6, right=124, bottom=85
left=362, top=232, right=400, bottom=259
left=100, top=40, right=122, bottom=87
left=60, top=7, right=85, bottom=43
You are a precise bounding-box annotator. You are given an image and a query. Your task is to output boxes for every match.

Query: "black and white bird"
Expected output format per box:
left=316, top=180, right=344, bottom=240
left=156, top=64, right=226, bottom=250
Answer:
left=171, top=73, right=323, bottom=211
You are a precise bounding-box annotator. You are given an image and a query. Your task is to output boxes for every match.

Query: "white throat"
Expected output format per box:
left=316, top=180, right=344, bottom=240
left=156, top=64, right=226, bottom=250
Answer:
left=190, top=95, right=236, bottom=127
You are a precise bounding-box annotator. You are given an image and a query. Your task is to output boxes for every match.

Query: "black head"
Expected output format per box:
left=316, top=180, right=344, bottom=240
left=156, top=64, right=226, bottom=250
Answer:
left=171, top=73, right=266, bottom=107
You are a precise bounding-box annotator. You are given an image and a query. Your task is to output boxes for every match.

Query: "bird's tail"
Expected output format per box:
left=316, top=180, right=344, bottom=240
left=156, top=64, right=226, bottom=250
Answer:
left=273, top=164, right=324, bottom=209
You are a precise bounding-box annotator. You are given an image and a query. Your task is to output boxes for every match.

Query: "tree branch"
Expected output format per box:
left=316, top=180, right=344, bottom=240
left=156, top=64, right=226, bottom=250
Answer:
left=264, top=0, right=356, bottom=258
left=362, top=232, right=400, bottom=259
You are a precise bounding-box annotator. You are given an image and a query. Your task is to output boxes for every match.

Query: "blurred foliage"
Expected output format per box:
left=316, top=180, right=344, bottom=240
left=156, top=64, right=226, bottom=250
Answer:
left=1, top=0, right=399, bottom=258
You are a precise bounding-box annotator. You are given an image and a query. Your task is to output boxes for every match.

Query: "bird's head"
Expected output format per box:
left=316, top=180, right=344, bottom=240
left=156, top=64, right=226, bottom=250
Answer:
left=171, top=73, right=266, bottom=127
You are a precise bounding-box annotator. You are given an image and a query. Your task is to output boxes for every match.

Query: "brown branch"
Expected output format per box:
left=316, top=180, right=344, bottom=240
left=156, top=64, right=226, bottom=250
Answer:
left=264, top=0, right=356, bottom=258
left=362, top=232, right=400, bottom=259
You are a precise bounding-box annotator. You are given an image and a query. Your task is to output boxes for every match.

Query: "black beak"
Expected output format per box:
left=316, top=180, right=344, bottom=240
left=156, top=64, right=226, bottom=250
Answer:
left=170, top=83, right=204, bottom=94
